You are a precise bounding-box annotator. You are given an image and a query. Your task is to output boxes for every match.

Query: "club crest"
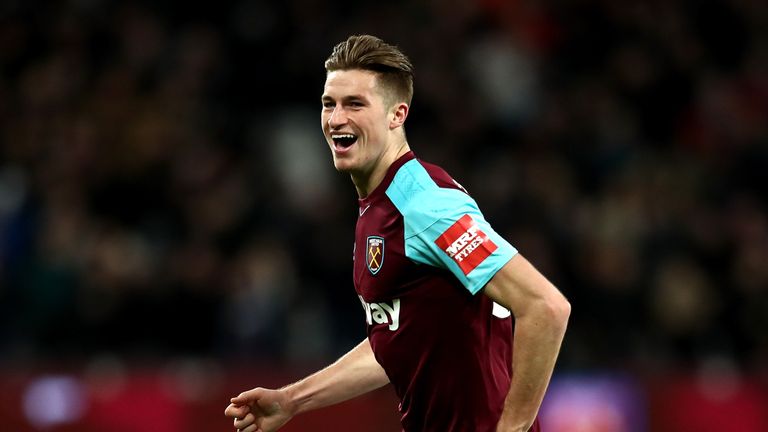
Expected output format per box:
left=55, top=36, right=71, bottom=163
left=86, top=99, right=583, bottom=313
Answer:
left=366, top=236, right=384, bottom=275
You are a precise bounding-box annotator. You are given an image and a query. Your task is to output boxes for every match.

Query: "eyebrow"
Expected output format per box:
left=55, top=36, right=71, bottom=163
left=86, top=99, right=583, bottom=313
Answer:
left=321, top=94, right=368, bottom=103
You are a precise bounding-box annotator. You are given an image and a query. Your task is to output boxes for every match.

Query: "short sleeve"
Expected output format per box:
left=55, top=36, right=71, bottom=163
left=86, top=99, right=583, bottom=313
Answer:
left=385, top=161, right=517, bottom=295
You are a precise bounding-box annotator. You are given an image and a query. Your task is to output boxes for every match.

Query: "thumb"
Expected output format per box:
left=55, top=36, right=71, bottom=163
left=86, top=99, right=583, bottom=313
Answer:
left=231, top=387, right=264, bottom=405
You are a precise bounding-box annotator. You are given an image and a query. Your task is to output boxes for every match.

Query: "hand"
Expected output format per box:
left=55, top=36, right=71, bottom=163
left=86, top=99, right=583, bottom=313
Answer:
left=224, top=387, right=294, bottom=432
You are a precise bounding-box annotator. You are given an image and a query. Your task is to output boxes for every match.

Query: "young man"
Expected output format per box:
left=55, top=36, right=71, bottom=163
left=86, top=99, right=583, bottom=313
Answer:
left=225, top=35, right=570, bottom=432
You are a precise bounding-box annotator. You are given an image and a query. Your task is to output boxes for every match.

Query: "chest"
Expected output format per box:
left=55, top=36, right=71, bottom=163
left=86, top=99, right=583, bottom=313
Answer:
left=353, top=200, right=419, bottom=301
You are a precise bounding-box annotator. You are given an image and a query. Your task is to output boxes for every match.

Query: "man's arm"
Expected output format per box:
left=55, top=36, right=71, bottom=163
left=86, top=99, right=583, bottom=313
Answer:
left=483, top=254, right=570, bottom=432
left=283, top=338, right=390, bottom=412
left=225, top=339, right=389, bottom=432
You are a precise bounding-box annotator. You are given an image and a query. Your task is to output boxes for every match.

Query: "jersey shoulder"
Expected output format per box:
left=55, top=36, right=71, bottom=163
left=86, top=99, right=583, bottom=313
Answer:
left=385, top=159, right=474, bottom=236
left=418, top=160, right=468, bottom=193
left=384, top=157, right=517, bottom=295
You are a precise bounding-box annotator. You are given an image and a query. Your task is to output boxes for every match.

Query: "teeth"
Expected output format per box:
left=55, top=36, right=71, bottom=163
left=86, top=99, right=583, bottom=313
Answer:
left=332, top=134, right=356, bottom=139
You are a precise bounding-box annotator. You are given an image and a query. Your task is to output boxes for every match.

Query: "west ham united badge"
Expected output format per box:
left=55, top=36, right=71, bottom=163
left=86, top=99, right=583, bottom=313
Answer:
left=366, top=236, right=384, bottom=275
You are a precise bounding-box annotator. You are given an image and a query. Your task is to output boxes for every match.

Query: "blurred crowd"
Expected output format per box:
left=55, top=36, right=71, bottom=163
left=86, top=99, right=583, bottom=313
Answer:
left=0, top=0, right=766, bottom=374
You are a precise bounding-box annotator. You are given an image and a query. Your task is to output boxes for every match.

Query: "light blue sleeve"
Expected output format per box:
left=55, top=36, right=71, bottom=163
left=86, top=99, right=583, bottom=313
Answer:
left=386, top=160, right=517, bottom=295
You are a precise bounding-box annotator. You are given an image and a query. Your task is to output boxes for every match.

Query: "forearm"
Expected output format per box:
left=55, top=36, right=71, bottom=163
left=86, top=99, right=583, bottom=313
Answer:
left=284, top=338, right=390, bottom=415
left=482, top=255, right=570, bottom=431
left=500, top=301, right=569, bottom=431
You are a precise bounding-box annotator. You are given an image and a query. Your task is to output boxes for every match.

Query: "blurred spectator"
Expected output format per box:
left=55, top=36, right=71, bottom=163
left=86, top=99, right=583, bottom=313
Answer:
left=0, top=0, right=766, bottom=377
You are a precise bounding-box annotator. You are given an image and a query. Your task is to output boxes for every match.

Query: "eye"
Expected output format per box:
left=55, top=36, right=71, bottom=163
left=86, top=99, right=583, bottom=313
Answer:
left=322, top=101, right=335, bottom=109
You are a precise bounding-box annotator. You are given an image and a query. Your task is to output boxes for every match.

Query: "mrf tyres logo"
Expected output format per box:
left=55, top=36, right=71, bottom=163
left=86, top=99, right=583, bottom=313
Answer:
left=359, top=296, right=400, bottom=331
left=435, top=214, right=498, bottom=275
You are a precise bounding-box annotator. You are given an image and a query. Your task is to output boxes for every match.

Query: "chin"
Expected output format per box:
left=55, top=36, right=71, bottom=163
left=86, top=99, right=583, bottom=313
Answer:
left=332, top=159, right=355, bottom=173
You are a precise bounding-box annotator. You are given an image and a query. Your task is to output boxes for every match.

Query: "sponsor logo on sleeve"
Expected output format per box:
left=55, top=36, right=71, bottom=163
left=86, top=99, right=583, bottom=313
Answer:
left=366, top=236, right=384, bottom=275
left=434, top=214, right=498, bottom=275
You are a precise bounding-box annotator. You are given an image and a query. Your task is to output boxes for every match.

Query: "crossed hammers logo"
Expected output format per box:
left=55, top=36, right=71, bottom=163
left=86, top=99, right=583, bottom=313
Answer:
left=366, top=236, right=384, bottom=275
left=368, top=246, right=381, bottom=268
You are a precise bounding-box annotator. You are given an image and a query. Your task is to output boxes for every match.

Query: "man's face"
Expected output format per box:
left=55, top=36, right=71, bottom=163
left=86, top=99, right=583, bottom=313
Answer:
left=321, top=69, right=394, bottom=175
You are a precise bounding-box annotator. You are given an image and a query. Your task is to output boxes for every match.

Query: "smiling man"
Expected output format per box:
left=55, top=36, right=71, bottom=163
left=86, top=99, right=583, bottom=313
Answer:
left=225, top=34, right=570, bottom=432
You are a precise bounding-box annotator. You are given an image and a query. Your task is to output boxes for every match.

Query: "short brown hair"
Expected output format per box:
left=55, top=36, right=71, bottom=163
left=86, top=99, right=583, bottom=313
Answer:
left=324, top=35, right=414, bottom=107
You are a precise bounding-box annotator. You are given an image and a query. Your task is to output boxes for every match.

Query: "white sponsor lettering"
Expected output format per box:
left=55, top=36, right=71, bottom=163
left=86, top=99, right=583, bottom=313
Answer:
left=454, top=235, right=485, bottom=263
left=358, top=296, right=400, bottom=331
left=492, top=302, right=511, bottom=319
left=445, top=225, right=480, bottom=257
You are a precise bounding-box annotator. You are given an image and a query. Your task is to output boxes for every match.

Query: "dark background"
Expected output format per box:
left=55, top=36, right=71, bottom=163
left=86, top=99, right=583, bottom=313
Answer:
left=1, top=0, right=767, bottom=430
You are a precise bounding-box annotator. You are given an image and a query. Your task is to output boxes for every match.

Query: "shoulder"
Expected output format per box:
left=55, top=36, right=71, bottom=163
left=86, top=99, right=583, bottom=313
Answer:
left=417, top=160, right=468, bottom=192
left=386, top=159, right=471, bottom=210
left=385, top=159, right=478, bottom=235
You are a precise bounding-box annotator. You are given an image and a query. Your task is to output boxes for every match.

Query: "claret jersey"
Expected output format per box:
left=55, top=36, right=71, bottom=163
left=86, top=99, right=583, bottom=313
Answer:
left=353, top=152, right=541, bottom=432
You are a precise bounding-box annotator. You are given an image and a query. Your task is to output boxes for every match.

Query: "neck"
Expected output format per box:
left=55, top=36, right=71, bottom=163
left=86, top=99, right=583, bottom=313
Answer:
left=352, top=139, right=410, bottom=198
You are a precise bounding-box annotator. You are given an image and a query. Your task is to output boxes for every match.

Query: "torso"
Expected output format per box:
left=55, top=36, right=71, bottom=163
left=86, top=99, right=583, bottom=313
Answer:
left=352, top=152, right=539, bottom=432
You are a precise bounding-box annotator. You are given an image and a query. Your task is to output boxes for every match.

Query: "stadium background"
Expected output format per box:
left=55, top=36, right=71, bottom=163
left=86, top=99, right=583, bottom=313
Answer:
left=1, top=0, right=767, bottom=430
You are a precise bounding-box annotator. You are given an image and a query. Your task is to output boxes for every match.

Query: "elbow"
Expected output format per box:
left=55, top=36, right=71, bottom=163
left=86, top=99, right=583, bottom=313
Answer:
left=543, top=294, right=570, bottom=333
left=557, top=296, right=571, bottom=322
left=559, top=297, right=571, bottom=329
left=557, top=297, right=571, bottom=331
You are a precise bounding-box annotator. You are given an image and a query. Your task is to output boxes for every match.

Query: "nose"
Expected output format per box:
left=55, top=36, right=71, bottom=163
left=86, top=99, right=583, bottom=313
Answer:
left=327, top=106, right=347, bottom=128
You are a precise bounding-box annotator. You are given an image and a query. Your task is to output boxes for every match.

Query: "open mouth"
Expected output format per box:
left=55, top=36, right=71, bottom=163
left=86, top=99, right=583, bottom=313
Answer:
left=332, top=133, right=358, bottom=148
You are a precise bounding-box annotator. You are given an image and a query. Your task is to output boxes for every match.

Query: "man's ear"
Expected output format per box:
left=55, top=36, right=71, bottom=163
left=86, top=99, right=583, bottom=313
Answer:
left=389, top=103, right=409, bottom=129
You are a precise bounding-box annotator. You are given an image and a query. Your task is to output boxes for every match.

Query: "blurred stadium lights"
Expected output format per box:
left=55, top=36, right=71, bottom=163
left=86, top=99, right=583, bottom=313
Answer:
left=539, top=373, right=645, bottom=432
left=22, top=375, right=87, bottom=429
left=0, top=366, right=765, bottom=431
